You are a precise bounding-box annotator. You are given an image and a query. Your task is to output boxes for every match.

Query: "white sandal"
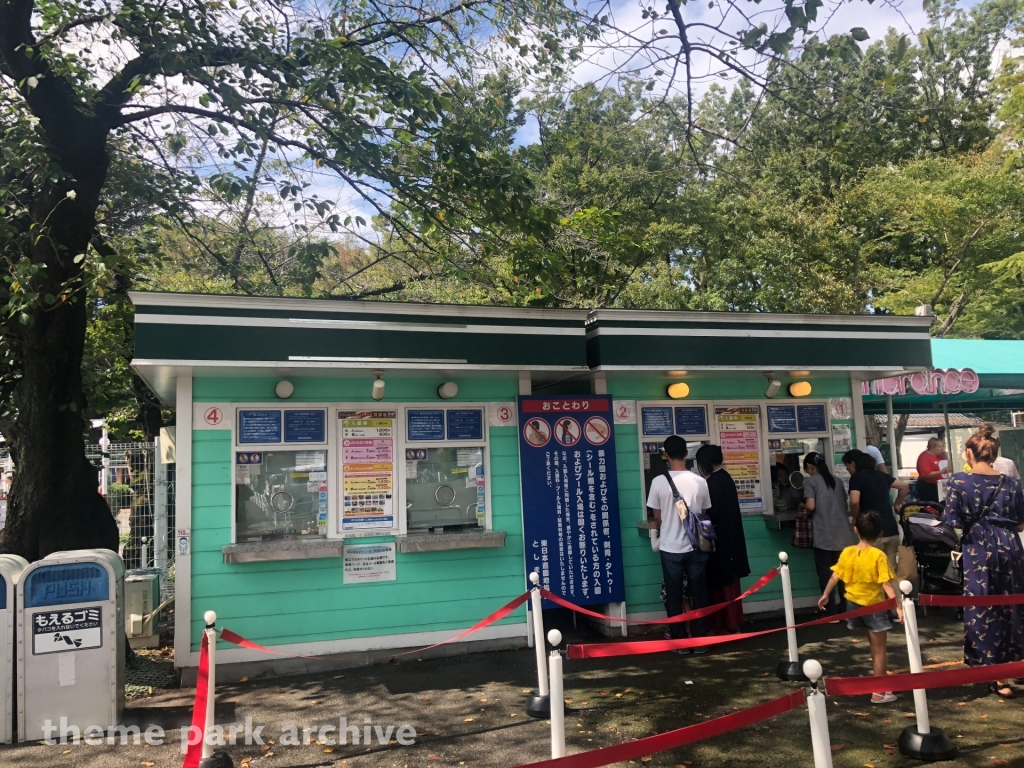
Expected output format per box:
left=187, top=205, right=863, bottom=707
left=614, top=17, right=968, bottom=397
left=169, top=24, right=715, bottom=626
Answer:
left=871, top=692, right=897, bottom=704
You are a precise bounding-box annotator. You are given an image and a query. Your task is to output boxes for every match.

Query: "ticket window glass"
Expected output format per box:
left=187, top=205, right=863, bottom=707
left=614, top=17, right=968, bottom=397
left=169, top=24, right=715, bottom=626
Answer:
left=406, top=447, right=485, bottom=531
left=235, top=449, right=328, bottom=541
left=769, top=438, right=828, bottom=515
left=404, top=407, right=488, bottom=533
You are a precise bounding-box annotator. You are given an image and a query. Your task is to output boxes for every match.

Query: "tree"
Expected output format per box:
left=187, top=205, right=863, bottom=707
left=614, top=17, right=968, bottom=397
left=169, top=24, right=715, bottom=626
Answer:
left=845, top=154, right=1024, bottom=336
left=0, top=0, right=594, bottom=560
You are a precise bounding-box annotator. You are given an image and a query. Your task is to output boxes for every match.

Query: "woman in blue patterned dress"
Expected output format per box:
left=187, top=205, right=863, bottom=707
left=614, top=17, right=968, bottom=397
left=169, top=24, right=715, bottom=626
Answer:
left=942, top=425, right=1024, bottom=697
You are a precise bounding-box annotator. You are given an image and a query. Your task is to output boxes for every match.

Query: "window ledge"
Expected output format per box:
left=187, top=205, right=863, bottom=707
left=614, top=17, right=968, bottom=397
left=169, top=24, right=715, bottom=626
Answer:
left=223, top=539, right=345, bottom=563
left=637, top=520, right=654, bottom=539
left=396, top=530, right=505, bottom=553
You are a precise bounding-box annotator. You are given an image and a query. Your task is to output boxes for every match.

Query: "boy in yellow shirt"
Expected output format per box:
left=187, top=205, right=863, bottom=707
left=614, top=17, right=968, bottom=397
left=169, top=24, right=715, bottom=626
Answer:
left=818, top=510, right=904, bottom=704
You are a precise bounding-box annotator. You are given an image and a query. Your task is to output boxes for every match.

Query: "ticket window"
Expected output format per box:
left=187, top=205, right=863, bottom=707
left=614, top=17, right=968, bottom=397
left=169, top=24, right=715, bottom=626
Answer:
left=765, top=402, right=831, bottom=516
left=404, top=407, right=488, bottom=533
left=641, top=442, right=709, bottom=523
left=235, top=449, right=328, bottom=541
left=233, top=406, right=330, bottom=542
left=637, top=403, right=712, bottom=524
left=406, top=447, right=485, bottom=531
left=769, top=438, right=827, bottom=515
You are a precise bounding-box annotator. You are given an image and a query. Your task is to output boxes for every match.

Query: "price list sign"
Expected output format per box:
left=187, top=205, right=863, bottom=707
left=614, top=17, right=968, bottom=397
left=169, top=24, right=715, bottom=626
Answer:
left=518, top=396, right=625, bottom=607
left=339, top=411, right=396, bottom=532
left=715, top=406, right=765, bottom=511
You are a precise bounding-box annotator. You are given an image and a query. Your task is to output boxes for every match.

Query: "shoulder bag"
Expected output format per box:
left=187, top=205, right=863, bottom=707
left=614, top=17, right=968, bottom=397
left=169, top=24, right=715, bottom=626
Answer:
left=665, top=471, right=717, bottom=553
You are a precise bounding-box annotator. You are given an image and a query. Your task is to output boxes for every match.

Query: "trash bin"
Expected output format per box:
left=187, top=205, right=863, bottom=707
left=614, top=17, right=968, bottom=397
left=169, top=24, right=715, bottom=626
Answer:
left=17, top=549, right=124, bottom=742
left=0, top=554, right=28, bottom=745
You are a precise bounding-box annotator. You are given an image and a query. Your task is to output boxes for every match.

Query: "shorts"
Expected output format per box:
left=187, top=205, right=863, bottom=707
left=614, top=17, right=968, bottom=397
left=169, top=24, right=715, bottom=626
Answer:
left=846, top=601, right=892, bottom=633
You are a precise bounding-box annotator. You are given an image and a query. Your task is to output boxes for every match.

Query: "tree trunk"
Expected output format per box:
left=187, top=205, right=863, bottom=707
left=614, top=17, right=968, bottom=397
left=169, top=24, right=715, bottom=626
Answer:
left=0, top=296, right=119, bottom=560
left=0, top=126, right=118, bottom=561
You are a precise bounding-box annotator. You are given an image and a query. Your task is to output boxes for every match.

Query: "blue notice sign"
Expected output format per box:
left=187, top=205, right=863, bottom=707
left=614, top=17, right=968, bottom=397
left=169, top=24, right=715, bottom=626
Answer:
left=407, top=410, right=445, bottom=441
left=518, top=396, right=625, bottom=608
left=239, top=410, right=282, bottom=444
left=766, top=405, right=797, bottom=434
left=284, top=409, right=326, bottom=443
left=674, top=406, right=708, bottom=436
left=447, top=409, right=484, bottom=441
left=797, top=404, right=828, bottom=433
left=641, top=407, right=673, bottom=436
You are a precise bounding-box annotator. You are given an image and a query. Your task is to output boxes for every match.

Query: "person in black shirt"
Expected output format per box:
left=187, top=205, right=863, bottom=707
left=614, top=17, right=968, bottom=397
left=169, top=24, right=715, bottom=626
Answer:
left=843, top=450, right=909, bottom=572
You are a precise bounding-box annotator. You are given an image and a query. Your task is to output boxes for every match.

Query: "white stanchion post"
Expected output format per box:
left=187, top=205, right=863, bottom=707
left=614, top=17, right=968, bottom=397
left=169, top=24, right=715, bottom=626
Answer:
left=526, top=572, right=550, bottom=718
left=803, top=660, right=833, bottom=768
left=203, top=610, right=217, bottom=760
left=776, top=552, right=807, bottom=680
left=897, top=581, right=957, bottom=761
left=548, top=629, right=565, bottom=759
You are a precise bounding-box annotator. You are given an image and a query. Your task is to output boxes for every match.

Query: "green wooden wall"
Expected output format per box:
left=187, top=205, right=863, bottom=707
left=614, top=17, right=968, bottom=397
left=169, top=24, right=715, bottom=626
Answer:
left=607, top=376, right=857, bottom=615
left=190, top=376, right=527, bottom=651
left=188, top=373, right=858, bottom=651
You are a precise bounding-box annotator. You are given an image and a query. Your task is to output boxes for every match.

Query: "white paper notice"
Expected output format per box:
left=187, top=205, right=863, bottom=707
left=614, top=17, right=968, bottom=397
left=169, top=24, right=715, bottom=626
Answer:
left=343, top=543, right=397, bottom=584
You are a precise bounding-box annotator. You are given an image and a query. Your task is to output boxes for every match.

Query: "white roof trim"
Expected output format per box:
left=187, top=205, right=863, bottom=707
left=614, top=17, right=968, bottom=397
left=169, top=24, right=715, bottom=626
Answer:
left=135, top=313, right=585, bottom=336
left=129, top=291, right=589, bottom=323
left=586, top=309, right=934, bottom=328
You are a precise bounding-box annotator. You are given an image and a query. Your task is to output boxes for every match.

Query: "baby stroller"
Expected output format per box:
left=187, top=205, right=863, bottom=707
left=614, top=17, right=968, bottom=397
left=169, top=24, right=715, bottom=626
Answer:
left=900, top=501, right=963, bottom=617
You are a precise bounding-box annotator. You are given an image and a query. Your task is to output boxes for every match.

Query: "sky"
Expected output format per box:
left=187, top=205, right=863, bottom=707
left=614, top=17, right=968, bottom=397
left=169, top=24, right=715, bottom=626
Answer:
left=305, top=0, right=979, bottom=237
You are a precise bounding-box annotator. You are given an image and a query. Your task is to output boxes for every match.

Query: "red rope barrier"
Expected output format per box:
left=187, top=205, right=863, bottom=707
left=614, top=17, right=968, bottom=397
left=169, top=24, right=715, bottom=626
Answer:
left=181, top=632, right=210, bottom=768
left=541, top=567, right=779, bottom=626
left=219, top=592, right=531, bottom=661
left=919, top=592, right=1024, bottom=607
left=826, top=660, right=1024, bottom=697
left=568, top=598, right=898, bottom=659
left=510, top=690, right=806, bottom=768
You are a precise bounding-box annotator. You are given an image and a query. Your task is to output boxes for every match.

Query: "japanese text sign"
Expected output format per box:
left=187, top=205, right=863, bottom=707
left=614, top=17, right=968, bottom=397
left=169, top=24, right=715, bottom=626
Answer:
left=518, top=396, right=625, bottom=607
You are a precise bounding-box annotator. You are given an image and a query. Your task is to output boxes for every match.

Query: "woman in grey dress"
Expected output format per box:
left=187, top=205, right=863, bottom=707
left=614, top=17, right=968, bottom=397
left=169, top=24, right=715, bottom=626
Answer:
left=803, top=451, right=857, bottom=616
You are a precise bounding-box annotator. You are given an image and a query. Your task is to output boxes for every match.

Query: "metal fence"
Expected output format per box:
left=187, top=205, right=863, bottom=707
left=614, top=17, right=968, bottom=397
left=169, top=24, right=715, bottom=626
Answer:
left=0, top=440, right=176, bottom=599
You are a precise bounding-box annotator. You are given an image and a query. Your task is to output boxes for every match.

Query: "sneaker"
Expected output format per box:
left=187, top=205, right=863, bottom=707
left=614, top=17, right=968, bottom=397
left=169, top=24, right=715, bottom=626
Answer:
left=871, top=692, right=897, bottom=704
left=691, top=647, right=708, bottom=655
left=670, top=648, right=692, bottom=656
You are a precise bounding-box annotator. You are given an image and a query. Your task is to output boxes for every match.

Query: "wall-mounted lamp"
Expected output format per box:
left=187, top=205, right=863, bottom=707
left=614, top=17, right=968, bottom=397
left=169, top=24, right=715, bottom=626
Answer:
left=666, top=382, right=690, bottom=399
left=275, top=380, right=294, bottom=399
left=789, top=381, right=812, bottom=397
left=438, top=381, right=459, bottom=400
left=764, top=372, right=781, bottom=399
left=371, top=370, right=385, bottom=401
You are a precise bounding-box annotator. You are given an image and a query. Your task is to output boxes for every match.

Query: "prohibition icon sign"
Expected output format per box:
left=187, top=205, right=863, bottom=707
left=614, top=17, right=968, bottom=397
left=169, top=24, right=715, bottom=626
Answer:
left=584, top=416, right=611, bottom=445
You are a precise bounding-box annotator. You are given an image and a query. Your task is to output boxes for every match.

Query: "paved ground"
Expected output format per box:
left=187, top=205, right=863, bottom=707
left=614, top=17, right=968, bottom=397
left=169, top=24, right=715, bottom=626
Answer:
left=3, top=608, right=1023, bottom=768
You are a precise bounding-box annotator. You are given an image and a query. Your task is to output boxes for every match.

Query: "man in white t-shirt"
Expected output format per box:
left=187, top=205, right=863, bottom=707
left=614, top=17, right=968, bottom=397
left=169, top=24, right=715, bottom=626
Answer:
left=865, top=441, right=886, bottom=472
left=647, top=435, right=712, bottom=648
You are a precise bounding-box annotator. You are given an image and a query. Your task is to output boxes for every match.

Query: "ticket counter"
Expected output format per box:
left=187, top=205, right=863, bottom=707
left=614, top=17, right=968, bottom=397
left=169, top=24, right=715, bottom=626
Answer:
left=131, top=293, right=932, bottom=675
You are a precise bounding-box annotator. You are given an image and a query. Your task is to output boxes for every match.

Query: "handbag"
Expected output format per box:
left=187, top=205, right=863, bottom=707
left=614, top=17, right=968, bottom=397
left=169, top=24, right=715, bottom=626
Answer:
left=664, top=471, right=716, bottom=553
left=897, top=544, right=918, bottom=582
left=792, top=510, right=813, bottom=549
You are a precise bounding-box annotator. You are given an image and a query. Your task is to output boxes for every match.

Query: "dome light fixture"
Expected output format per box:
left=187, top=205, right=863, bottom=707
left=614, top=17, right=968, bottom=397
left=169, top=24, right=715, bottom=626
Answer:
left=666, top=382, right=690, bottom=399
left=789, top=381, right=813, bottom=397
left=275, top=380, right=294, bottom=399
left=438, top=381, right=459, bottom=399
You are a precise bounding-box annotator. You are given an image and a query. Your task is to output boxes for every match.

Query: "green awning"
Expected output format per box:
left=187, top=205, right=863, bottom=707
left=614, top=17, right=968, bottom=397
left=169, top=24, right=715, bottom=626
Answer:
left=863, top=338, right=1024, bottom=413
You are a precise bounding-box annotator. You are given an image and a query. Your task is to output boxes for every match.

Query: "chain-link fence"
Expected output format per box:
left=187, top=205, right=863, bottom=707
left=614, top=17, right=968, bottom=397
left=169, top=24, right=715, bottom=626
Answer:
left=0, top=440, right=176, bottom=599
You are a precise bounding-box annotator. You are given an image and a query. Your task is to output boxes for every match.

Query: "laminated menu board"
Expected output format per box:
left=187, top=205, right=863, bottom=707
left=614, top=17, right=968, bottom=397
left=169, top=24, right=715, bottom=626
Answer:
left=339, top=411, right=397, bottom=532
left=715, top=406, right=765, bottom=512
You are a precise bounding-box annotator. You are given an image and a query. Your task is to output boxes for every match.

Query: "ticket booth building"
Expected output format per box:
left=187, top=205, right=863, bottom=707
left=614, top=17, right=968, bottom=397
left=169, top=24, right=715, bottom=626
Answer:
left=130, top=293, right=932, bottom=675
